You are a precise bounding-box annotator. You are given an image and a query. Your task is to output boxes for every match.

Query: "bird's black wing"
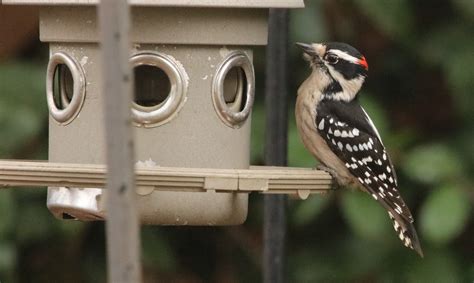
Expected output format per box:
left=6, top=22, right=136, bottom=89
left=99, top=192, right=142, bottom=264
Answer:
left=316, top=99, right=422, bottom=256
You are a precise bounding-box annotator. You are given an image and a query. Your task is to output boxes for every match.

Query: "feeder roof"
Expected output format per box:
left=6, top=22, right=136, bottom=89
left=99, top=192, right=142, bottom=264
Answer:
left=2, top=0, right=304, bottom=8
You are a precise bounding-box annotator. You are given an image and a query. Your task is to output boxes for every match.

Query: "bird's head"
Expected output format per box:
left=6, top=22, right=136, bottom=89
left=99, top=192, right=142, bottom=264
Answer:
left=297, top=42, right=368, bottom=101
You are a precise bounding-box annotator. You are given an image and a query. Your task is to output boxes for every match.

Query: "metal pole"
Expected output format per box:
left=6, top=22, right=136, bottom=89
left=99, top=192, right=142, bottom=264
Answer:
left=263, top=8, right=289, bottom=283
left=98, top=1, right=142, bottom=282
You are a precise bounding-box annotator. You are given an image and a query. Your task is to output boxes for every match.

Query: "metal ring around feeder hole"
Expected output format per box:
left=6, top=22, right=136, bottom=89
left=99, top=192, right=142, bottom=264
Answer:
left=130, top=52, right=188, bottom=127
left=212, top=51, right=255, bottom=128
left=59, top=65, right=73, bottom=109
left=46, top=52, right=86, bottom=125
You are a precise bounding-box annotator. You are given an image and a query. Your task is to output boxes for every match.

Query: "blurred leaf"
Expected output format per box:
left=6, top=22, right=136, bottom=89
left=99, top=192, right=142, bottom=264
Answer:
left=420, top=184, right=470, bottom=244
left=250, top=103, right=264, bottom=164
left=141, top=227, right=177, bottom=271
left=292, top=194, right=331, bottom=226
left=406, top=248, right=461, bottom=283
left=403, top=144, right=464, bottom=184
left=0, top=63, right=47, bottom=157
left=16, top=203, right=55, bottom=244
left=452, top=0, right=474, bottom=21
left=0, top=191, right=15, bottom=238
left=340, top=191, right=392, bottom=240
left=419, top=23, right=474, bottom=116
left=354, top=0, right=414, bottom=41
left=289, top=0, right=326, bottom=45
left=290, top=233, right=386, bottom=282
left=0, top=241, right=17, bottom=274
left=359, top=94, right=389, bottom=138
left=55, top=219, right=86, bottom=238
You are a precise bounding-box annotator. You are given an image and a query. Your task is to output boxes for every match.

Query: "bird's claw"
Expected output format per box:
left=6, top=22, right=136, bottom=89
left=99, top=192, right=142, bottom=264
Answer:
left=315, top=165, right=343, bottom=190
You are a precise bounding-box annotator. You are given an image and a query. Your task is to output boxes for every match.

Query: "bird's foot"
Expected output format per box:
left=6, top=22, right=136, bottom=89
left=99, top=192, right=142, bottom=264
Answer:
left=316, top=165, right=343, bottom=190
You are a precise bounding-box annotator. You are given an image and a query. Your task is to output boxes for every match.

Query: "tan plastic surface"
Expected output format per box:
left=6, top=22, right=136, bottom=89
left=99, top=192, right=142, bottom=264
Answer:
left=46, top=41, right=254, bottom=225
left=3, top=0, right=304, bottom=8
left=39, top=7, right=269, bottom=45
left=0, top=160, right=333, bottom=195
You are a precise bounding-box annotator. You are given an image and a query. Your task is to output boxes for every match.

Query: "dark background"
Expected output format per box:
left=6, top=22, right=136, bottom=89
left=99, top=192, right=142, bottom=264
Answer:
left=0, top=0, right=473, bottom=282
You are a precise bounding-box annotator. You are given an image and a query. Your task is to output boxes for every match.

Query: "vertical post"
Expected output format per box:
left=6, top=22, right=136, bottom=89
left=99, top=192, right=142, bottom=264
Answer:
left=263, top=9, right=289, bottom=283
left=98, top=1, right=142, bottom=282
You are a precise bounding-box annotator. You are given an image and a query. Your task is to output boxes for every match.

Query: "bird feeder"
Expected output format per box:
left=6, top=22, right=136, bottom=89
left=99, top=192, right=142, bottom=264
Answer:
left=0, top=0, right=333, bottom=226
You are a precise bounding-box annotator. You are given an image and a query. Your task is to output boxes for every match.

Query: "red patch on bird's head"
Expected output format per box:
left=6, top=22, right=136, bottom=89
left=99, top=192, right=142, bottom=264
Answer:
left=359, top=56, right=368, bottom=70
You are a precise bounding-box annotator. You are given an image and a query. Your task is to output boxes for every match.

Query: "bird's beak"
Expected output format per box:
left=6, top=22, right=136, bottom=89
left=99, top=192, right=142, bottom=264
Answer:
left=296, top=42, right=324, bottom=65
left=296, top=42, right=316, bottom=56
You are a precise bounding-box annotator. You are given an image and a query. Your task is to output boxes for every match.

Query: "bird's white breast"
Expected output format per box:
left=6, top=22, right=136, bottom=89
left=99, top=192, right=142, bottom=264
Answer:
left=295, top=72, right=356, bottom=186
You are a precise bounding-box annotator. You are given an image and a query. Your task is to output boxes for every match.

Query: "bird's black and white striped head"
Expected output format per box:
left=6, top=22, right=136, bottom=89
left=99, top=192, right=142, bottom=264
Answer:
left=297, top=42, right=368, bottom=102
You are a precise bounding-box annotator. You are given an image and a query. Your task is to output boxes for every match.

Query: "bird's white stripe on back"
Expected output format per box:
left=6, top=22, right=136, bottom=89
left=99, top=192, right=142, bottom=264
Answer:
left=361, top=107, right=383, bottom=144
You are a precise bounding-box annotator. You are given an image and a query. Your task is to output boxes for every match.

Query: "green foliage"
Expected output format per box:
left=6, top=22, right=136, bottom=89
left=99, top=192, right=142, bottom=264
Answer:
left=292, top=194, right=331, bottom=226
left=289, top=0, right=327, bottom=43
left=419, top=23, right=474, bottom=116
left=0, top=0, right=473, bottom=281
left=452, top=0, right=474, bottom=20
left=15, top=202, right=55, bottom=244
left=250, top=103, right=264, bottom=164
left=0, top=63, right=47, bottom=157
left=420, top=185, right=471, bottom=244
left=141, top=227, right=177, bottom=271
left=354, top=0, right=414, bottom=41
left=359, top=94, right=389, bottom=138
left=0, top=191, right=14, bottom=238
left=403, top=144, right=464, bottom=184
left=340, top=191, right=392, bottom=240
left=0, top=242, right=17, bottom=275
left=405, top=249, right=462, bottom=283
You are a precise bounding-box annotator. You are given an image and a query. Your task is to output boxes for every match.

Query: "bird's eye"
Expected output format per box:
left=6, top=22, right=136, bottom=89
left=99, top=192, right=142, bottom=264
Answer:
left=324, top=53, right=339, bottom=64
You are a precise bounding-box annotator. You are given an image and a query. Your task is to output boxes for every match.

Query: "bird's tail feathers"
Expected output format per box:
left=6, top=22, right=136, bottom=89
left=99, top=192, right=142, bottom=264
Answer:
left=388, top=212, right=424, bottom=257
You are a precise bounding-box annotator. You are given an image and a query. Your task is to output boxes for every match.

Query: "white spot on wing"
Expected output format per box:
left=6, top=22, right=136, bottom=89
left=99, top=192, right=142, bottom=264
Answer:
left=337, top=142, right=343, bottom=150
left=399, top=231, right=404, bottom=240
left=318, top=119, right=325, bottom=130
left=394, top=221, right=400, bottom=231
left=395, top=206, right=402, bottom=214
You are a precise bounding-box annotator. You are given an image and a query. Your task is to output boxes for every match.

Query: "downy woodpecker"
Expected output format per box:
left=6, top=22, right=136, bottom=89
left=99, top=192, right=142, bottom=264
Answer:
left=295, top=42, right=423, bottom=257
